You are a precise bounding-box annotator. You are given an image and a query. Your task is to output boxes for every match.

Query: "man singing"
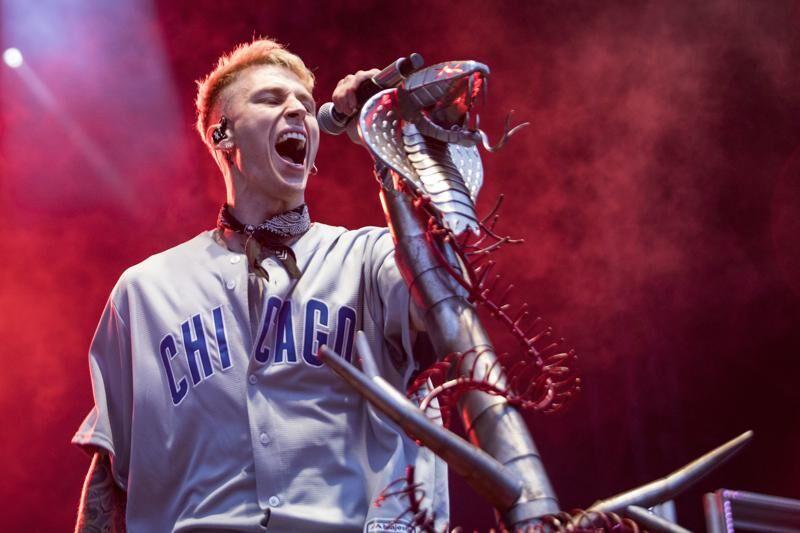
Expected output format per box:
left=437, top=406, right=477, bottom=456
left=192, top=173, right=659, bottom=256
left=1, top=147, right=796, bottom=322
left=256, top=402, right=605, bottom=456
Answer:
left=73, top=38, right=448, bottom=532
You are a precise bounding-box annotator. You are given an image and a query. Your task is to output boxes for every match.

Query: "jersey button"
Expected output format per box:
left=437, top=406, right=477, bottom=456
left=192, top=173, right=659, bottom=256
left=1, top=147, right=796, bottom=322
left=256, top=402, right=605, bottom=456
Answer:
left=225, top=280, right=236, bottom=290
left=259, top=433, right=270, bottom=445
left=268, top=496, right=281, bottom=507
left=230, top=255, right=241, bottom=264
left=248, top=375, right=257, bottom=385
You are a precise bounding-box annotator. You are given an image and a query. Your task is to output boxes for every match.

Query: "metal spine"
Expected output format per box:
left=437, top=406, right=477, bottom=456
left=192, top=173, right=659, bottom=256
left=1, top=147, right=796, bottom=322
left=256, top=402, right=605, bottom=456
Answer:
left=379, top=181, right=559, bottom=527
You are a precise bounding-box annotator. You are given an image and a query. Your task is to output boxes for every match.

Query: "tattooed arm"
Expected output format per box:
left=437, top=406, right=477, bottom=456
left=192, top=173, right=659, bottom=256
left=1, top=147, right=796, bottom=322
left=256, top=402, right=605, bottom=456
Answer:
left=75, top=451, right=126, bottom=533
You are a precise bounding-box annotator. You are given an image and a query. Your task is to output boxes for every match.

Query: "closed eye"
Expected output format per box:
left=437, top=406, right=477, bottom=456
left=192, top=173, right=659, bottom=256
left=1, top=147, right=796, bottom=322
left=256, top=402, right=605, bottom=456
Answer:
left=251, top=88, right=284, bottom=106
left=250, top=88, right=314, bottom=113
left=255, top=95, right=282, bottom=106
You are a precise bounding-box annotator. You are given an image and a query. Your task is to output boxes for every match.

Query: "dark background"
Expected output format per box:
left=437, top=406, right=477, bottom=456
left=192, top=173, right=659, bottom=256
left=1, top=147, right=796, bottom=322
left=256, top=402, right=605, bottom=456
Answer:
left=1, top=0, right=799, bottom=530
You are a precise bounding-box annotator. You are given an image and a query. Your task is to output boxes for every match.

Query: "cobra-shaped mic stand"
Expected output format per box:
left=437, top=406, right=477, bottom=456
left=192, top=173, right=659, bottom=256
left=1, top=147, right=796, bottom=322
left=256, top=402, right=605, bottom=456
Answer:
left=374, top=164, right=558, bottom=528
left=318, top=54, right=563, bottom=529
left=321, top=55, right=755, bottom=531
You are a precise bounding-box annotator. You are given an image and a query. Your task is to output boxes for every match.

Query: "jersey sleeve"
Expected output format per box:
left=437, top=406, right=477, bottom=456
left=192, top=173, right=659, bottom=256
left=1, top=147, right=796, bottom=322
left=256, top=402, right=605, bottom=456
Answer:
left=360, top=230, right=452, bottom=529
left=71, top=279, right=133, bottom=490
left=362, top=230, right=419, bottom=385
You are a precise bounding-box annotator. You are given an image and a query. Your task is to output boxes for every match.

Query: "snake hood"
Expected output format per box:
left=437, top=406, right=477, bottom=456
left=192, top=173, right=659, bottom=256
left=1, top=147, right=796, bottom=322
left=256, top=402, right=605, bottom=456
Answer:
left=359, top=60, right=527, bottom=235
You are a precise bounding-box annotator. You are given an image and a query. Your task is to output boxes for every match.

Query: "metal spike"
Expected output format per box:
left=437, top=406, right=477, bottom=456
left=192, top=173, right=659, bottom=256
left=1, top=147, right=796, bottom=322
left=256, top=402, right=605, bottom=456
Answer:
left=486, top=274, right=501, bottom=294
left=523, top=317, right=544, bottom=336
left=498, top=283, right=515, bottom=303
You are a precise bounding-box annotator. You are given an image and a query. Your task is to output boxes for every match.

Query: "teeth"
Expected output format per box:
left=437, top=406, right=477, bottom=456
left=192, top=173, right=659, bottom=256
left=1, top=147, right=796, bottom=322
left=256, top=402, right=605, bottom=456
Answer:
left=277, top=131, right=306, bottom=147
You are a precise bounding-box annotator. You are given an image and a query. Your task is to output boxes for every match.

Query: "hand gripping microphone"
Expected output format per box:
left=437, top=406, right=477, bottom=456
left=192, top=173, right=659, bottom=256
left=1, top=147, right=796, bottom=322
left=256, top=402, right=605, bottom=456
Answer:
left=317, top=53, right=424, bottom=135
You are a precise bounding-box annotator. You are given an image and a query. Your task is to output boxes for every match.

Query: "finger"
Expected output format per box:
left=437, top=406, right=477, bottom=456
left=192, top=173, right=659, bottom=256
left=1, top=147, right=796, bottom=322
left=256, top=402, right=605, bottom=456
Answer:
left=336, top=97, right=354, bottom=117
left=333, top=69, right=382, bottom=116
left=333, top=75, right=356, bottom=115
left=354, top=69, right=380, bottom=85
left=332, top=93, right=346, bottom=115
left=332, top=91, right=351, bottom=116
left=345, top=89, right=357, bottom=115
left=342, top=71, right=376, bottom=115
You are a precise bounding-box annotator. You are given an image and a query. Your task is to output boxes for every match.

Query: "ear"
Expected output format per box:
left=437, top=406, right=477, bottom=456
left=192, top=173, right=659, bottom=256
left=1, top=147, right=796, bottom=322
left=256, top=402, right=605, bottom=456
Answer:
left=205, top=121, right=235, bottom=152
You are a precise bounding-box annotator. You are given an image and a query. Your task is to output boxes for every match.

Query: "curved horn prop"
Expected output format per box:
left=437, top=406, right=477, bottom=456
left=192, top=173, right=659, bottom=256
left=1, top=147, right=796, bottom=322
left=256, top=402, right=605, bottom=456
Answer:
left=320, top=338, right=523, bottom=512
left=589, top=430, right=754, bottom=513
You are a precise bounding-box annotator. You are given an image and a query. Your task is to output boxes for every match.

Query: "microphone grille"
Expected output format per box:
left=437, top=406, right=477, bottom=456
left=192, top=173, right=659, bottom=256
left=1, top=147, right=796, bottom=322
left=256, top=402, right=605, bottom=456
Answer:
left=317, top=102, right=348, bottom=136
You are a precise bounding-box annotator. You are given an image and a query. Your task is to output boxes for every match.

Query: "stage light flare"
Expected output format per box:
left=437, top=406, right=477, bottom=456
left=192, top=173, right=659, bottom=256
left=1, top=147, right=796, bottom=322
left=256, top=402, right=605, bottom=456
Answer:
left=3, top=47, right=23, bottom=68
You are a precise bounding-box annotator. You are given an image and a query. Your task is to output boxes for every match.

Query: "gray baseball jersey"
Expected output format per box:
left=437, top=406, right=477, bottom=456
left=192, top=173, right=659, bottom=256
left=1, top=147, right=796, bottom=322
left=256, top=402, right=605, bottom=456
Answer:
left=72, top=223, right=449, bottom=532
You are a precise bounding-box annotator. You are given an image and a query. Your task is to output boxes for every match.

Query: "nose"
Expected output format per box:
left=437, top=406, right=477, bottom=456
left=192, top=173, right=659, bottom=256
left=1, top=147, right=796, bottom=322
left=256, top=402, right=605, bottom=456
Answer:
left=284, top=97, right=307, bottom=121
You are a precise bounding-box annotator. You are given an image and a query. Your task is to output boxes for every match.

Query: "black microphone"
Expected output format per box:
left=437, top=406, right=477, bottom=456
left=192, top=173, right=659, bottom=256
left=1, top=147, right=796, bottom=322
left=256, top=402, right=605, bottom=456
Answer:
left=317, top=53, right=424, bottom=135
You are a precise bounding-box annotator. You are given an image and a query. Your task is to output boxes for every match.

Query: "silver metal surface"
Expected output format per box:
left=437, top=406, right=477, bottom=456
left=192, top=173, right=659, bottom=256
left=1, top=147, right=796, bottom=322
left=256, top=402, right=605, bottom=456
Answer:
left=401, top=60, right=490, bottom=104
left=720, top=489, right=800, bottom=513
left=359, top=60, right=559, bottom=527
left=360, top=95, right=484, bottom=236
left=379, top=184, right=560, bottom=526
left=319, top=343, right=522, bottom=511
left=413, top=113, right=482, bottom=146
left=354, top=331, right=380, bottom=379
left=356, top=57, right=758, bottom=532
left=703, top=492, right=728, bottom=533
left=590, top=431, right=753, bottom=513
left=402, top=124, right=480, bottom=235
left=625, top=505, right=692, bottom=533
left=704, top=489, right=800, bottom=533
left=448, top=142, right=483, bottom=199
left=651, top=500, right=678, bottom=523
left=372, top=57, right=410, bottom=88
left=703, top=493, right=728, bottom=533
left=359, top=90, right=418, bottom=185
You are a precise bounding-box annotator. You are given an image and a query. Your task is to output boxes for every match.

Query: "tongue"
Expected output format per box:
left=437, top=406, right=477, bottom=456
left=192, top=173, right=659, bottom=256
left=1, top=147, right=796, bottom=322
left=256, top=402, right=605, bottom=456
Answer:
left=278, top=153, right=300, bottom=166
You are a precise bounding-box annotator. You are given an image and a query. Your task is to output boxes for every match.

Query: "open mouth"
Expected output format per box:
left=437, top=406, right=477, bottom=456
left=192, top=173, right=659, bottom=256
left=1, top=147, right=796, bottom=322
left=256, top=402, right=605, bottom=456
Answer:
left=274, top=130, right=307, bottom=167
left=402, top=61, right=527, bottom=152
left=429, top=72, right=485, bottom=131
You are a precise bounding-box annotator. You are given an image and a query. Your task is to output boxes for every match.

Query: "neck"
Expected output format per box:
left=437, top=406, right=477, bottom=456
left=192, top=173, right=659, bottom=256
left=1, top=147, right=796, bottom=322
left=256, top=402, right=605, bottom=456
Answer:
left=218, top=189, right=309, bottom=253
left=226, top=188, right=305, bottom=226
left=217, top=208, right=307, bottom=253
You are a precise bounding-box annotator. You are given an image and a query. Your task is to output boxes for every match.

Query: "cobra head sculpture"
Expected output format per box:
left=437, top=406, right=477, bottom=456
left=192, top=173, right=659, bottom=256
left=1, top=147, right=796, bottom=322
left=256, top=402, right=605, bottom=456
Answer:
left=358, top=60, right=527, bottom=236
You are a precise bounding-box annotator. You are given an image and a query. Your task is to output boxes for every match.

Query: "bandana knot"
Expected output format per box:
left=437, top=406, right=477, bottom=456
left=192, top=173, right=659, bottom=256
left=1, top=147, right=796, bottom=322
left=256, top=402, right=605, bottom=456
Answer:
left=216, top=203, right=309, bottom=279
